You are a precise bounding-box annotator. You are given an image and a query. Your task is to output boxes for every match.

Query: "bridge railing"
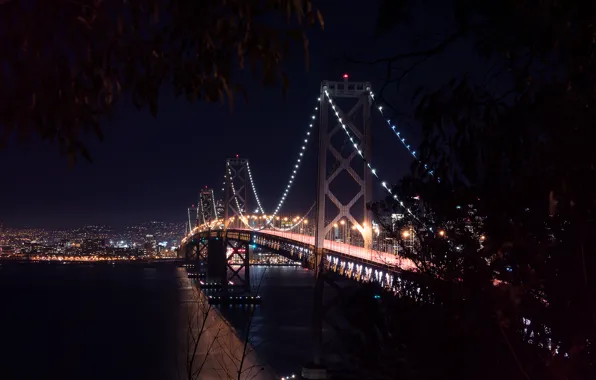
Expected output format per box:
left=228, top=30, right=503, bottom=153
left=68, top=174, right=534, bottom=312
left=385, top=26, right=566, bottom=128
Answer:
left=186, top=219, right=418, bottom=271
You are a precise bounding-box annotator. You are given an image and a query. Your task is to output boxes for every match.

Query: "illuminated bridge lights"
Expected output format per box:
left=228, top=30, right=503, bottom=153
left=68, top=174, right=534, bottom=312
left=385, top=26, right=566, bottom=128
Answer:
left=185, top=228, right=432, bottom=303
left=323, top=89, right=431, bottom=231
left=206, top=295, right=262, bottom=305
left=246, top=161, right=266, bottom=218
left=240, top=98, right=320, bottom=229
left=186, top=272, right=206, bottom=278
left=227, top=165, right=259, bottom=231
left=198, top=282, right=245, bottom=290
left=369, top=91, right=439, bottom=181
left=269, top=203, right=315, bottom=232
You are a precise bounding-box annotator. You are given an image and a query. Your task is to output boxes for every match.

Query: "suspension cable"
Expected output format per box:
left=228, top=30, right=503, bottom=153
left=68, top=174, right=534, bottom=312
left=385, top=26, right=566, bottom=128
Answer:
left=369, top=91, right=438, bottom=180
left=323, top=88, right=431, bottom=231
left=241, top=98, right=319, bottom=226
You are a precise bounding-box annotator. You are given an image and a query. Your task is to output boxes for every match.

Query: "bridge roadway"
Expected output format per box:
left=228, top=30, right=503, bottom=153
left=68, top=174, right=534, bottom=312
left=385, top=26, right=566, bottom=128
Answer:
left=235, top=228, right=417, bottom=272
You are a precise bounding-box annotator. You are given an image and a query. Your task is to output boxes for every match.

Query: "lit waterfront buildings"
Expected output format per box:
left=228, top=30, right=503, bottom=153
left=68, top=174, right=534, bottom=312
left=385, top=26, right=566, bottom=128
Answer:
left=0, top=221, right=185, bottom=259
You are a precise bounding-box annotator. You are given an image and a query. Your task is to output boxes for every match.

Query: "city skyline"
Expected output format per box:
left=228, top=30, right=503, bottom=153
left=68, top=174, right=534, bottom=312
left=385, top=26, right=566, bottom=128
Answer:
left=0, top=220, right=185, bottom=242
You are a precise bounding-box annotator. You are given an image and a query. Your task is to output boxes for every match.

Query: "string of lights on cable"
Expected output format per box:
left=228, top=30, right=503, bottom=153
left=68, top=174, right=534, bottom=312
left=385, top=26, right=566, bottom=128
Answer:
left=226, top=165, right=264, bottom=231
left=240, top=98, right=319, bottom=228
left=323, top=88, right=432, bottom=231
left=213, top=159, right=311, bottom=232
left=368, top=91, right=438, bottom=180
left=227, top=164, right=310, bottom=232
left=369, top=89, right=489, bottom=245
left=245, top=161, right=267, bottom=216
left=271, top=202, right=315, bottom=232
left=246, top=160, right=315, bottom=231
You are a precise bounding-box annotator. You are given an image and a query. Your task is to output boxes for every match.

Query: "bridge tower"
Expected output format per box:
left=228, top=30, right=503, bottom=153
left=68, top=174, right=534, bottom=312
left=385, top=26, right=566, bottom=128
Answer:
left=187, top=206, right=198, bottom=232
left=315, top=78, right=374, bottom=252
left=224, top=157, right=249, bottom=229
left=306, top=78, right=373, bottom=377
left=198, top=187, right=218, bottom=225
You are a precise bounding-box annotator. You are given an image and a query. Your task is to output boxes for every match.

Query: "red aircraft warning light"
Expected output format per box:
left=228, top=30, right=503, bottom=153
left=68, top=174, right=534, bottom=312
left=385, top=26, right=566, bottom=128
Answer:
left=342, top=73, right=349, bottom=79
left=236, top=154, right=239, bottom=158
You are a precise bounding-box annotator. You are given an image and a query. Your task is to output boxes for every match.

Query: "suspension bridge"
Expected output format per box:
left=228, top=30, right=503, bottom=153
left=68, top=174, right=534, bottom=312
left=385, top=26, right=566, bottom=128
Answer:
left=179, top=77, right=431, bottom=284
left=177, top=76, right=562, bottom=380
left=178, top=77, right=433, bottom=379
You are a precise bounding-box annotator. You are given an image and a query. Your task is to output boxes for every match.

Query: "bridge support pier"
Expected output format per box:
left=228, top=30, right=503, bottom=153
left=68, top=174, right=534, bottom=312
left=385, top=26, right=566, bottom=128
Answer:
left=224, top=237, right=251, bottom=294
left=207, top=238, right=226, bottom=283
left=301, top=247, right=328, bottom=379
left=180, top=243, right=194, bottom=261
left=190, top=231, right=252, bottom=297
left=196, top=238, right=208, bottom=262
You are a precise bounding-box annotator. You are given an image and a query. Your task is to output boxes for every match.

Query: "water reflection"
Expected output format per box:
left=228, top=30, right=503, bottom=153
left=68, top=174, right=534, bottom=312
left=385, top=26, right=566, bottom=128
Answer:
left=212, top=265, right=350, bottom=375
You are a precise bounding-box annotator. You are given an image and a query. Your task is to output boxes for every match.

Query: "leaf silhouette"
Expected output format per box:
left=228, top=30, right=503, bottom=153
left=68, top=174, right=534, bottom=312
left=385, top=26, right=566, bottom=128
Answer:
left=0, top=0, right=323, bottom=163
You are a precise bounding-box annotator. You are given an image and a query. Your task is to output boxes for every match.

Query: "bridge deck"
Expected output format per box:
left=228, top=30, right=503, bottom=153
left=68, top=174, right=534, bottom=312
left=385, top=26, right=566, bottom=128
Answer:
left=241, top=229, right=417, bottom=272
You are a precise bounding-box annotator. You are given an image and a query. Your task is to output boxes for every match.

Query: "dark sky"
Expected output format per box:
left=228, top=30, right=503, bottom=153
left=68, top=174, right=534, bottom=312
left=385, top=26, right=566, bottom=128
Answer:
left=0, top=1, right=439, bottom=229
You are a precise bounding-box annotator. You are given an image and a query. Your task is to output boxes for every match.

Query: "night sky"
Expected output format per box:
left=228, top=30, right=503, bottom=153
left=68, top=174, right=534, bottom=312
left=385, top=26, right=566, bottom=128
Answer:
left=0, top=1, right=440, bottom=229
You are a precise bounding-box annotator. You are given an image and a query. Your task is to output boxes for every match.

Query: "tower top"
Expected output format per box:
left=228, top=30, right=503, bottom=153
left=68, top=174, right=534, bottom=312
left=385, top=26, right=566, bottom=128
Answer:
left=321, top=80, right=372, bottom=98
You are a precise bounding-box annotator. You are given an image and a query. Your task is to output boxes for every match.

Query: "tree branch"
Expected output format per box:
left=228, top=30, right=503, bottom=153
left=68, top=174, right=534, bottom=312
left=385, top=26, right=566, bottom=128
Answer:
left=345, top=32, right=462, bottom=66
left=499, top=324, right=532, bottom=380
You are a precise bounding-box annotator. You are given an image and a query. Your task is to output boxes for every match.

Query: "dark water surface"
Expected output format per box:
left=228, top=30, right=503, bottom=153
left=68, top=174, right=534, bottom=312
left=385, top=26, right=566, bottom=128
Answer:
left=218, top=266, right=316, bottom=375
left=0, top=263, right=181, bottom=380
left=217, top=265, right=349, bottom=376
left=0, top=262, right=346, bottom=379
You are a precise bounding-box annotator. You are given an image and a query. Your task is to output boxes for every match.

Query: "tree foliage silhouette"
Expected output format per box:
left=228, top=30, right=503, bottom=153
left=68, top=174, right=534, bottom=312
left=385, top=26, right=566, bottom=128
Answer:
left=0, top=0, right=323, bottom=163
left=359, top=1, right=596, bottom=379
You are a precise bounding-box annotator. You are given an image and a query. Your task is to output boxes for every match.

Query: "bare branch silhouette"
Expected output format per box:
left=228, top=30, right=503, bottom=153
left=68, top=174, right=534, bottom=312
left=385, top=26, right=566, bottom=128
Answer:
left=214, top=269, right=270, bottom=380
left=176, top=265, right=273, bottom=380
